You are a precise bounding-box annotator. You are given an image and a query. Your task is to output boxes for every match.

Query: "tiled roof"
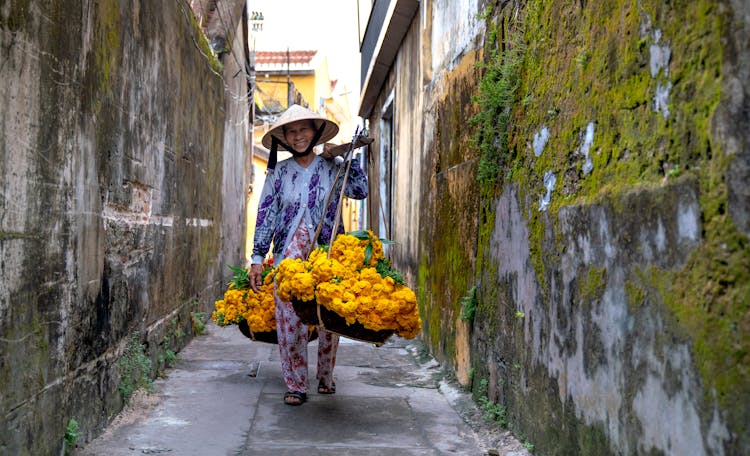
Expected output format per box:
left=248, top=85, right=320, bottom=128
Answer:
left=255, top=50, right=317, bottom=66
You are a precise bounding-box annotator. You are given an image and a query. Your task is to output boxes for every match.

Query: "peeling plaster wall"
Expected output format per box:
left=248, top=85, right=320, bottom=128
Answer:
left=364, top=0, right=749, bottom=454
left=430, top=0, right=482, bottom=75
left=485, top=182, right=728, bottom=455
left=718, top=0, right=750, bottom=237
left=0, top=1, right=247, bottom=454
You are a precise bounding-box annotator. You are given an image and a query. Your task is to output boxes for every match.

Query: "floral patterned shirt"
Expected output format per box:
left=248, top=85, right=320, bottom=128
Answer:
left=252, top=155, right=368, bottom=266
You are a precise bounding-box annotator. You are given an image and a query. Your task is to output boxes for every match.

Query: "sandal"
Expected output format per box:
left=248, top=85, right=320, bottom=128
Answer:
left=284, top=391, right=307, bottom=406
left=317, top=380, right=336, bottom=394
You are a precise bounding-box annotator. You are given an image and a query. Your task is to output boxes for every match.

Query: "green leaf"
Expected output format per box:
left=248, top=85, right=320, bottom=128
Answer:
left=65, top=418, right=80, bottom=454
left=227, top=265, right=250, bottom=289
left=375, top=258, right=405, bottom=285
left=345, top=230, right=398, bottom=246
left=347, top=230, right=371, bottom=240
left=364, top=243, right=373, bottom=265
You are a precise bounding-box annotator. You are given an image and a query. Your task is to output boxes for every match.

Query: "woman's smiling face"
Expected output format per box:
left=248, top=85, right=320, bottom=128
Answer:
left=283, top=120, right=317, bottom=153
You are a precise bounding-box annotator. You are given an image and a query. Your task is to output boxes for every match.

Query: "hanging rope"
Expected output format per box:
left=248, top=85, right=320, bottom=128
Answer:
left=308, top=126, right=363, bottom=257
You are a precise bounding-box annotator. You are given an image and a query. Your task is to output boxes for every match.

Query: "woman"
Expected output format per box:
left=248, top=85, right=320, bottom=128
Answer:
left=249, top=104, right=369, bottom=406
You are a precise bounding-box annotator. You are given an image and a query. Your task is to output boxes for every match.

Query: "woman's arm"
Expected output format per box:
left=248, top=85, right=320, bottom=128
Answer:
left=249, top=172, right=280, bottom=292
left=252, top=172, right=280, bottom=264
left=321, top=136, right=373, bottom=159
left=343, top=158, right=368, bottom=200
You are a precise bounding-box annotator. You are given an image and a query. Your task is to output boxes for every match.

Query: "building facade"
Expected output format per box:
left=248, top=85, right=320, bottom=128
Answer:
left=359, top=1, right=750, bottom=455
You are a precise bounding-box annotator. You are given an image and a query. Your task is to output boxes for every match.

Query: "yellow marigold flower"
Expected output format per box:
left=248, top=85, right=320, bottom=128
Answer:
left=397, top=318, right=421, bottom=339
left=308, top=247, right=327, bottom=264
left=363, top=230, right=385, bottom=266
left=362, top=313, right=385, bottom=330
left=311, top=256, right=336, bottom=283
left=373, top=298, right=392, bottom=314
left=211, top=309, right=225, bottom=324
left=339, top=300, right=358, bottom=325
left=351, top=279, right=372, bottom=295
left=340, top=290, right=354, bottom=303
left=359, top=267, right=382, bottom=284
left=276, top=281, right=294, bottom=301
left=290, top=272, right=316, bottom=302
left=213, top=268, right=278, bottom=332
left=277, top=258, right=306, bottom=280
left=270, top=232, right=422, bottom=339
left=329, top=235, right=365, bottom=267
left=332, top=261, right=356, bottom=280
left=356, top=294, right=373, bottom=309
left=315, top=281, right=337, bottom=300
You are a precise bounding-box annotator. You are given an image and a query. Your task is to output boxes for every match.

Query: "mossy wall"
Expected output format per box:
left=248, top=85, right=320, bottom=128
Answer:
left=0, top=1, right=247, bottom=454
left=365, top=0, right=748, bottom=454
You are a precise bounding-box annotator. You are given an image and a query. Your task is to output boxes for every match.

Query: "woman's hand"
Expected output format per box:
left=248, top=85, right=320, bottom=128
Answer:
left=249, top=263, right=263, bottom=292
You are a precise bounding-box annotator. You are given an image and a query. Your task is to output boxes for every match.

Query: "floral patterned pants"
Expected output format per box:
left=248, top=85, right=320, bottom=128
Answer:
left=275, top=223, right=339, bottom=393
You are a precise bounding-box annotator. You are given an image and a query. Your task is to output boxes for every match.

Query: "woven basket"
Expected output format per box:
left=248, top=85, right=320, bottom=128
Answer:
left=237, top=320, right=278, bottom=344
left=237, top=320, right=318, bottom=344
left=292, top=299, right=394, bottom=347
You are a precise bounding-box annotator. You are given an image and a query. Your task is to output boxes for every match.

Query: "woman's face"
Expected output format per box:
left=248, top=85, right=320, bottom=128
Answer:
left=283, top=120, right=316, bottom=153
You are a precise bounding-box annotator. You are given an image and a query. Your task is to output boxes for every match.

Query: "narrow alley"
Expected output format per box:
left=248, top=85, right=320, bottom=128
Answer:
left=77, top=323, right=529, bottom=456
left=3, top=0, right=748, bottom=454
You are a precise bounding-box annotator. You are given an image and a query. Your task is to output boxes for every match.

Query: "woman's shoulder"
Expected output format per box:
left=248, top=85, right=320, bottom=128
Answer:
left=314, top=154, right=342, bottom=170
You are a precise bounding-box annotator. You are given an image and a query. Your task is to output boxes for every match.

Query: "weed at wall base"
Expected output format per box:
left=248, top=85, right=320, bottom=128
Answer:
left=476, top=378, right=508, bottom=427
left=118, top=332, right=153, bottom=402
left=64, top=418, right=79, bottom=455
left=191, top=311, right=208, bottom=335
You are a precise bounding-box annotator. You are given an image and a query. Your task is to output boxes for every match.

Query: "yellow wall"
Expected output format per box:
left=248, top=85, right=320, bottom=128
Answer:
left=245, top=153, right=272, bottom=265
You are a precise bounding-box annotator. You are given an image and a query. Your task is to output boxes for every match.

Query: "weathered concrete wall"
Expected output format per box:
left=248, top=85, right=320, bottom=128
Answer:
left=365, top=0, right=749, bottom=454
left=218, top=5, right=252, bottom=272
left=0, top=1, right=247, bottom=454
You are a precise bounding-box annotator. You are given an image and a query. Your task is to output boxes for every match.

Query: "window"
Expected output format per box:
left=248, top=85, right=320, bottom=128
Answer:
left=379, top=95, right=394, bottom=244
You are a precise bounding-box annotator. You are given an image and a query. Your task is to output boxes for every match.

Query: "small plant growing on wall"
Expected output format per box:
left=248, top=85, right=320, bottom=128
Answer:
left=476, top=378, right=508, bottom=426
left=118, top=332, right=153, bottom=402
left=470, top=9, right=525, bottom=188
left=460, top=286, right=478, bottom=322
left=64, top=418, right=79, bottom=454
left=157, top=334, right=179, bottom=373
left=157, top=318, right=186, bottom=375
left=191, top=311, right=208, bottom=335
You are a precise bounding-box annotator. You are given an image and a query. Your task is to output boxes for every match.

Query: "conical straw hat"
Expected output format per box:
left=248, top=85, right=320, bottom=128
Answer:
left=261, top=104, right=339, bottom=151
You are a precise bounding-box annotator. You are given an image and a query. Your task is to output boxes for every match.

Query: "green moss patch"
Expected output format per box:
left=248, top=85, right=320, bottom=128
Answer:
left=467, top=0, right=745, bottom=450
left=669, top=218, right=750, bottom=410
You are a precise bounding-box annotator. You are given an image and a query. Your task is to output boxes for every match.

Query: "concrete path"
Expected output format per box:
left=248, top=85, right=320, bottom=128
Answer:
left=78, top=323, right=529, bottom=456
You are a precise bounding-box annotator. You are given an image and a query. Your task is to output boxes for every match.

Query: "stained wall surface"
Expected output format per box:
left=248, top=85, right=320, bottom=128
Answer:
left=363, top=0, right=749, bottom=454
left=0, top=1, right=248, bottom=454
